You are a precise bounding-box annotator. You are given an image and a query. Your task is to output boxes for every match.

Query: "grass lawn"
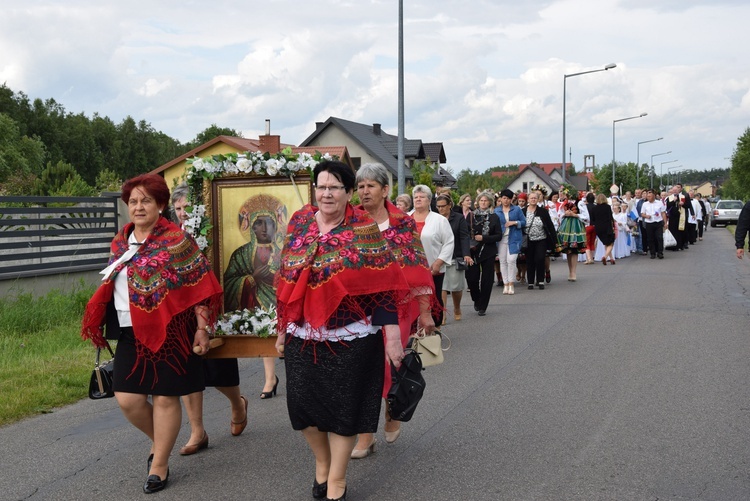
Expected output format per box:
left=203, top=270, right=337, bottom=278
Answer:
left=0, top=283, right=96, bottom=427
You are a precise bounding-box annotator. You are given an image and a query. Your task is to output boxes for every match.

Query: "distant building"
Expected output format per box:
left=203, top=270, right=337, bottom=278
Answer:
left=493, top=162, right=590, bottom=195
left=299, top=116, right=455, bottom=187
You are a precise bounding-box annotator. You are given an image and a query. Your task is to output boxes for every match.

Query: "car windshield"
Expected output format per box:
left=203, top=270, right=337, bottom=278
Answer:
left=718, top=201, right=743, bottom=210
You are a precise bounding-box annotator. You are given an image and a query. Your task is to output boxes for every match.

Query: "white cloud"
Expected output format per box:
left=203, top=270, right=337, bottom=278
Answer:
left=0, top=0, right=747, bottom=173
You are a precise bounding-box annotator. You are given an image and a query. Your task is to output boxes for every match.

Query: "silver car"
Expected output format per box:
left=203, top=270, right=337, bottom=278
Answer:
left=711, top=199, right=743, bottom=227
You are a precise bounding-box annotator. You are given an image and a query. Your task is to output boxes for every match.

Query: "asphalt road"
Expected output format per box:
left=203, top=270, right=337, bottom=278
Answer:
left=2, top=226, right=749, bottom=501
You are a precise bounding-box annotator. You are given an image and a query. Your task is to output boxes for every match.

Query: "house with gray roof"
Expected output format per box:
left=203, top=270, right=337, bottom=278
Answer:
left=299, top=117, right=454, bottom=186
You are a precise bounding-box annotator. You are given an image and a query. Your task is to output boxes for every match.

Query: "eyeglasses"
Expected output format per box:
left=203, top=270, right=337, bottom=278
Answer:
left=315, top=185, right=346, bottom=194
left=436, top=204, right=449, bottom=209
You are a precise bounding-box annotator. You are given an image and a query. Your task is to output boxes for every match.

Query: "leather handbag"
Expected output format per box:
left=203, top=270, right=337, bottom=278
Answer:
left=520, top=233, right=529, bottom=253
left=88, top=342, right=115, bottom=399
left=409, top=329, right=450, bottom=367
left=387, top=349, right=426, bottom=422
left=455, top=257, right=467, bottom=271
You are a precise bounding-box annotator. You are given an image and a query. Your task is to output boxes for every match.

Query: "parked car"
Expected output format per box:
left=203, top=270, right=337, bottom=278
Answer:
left=711, top=199, right=744, bottom=227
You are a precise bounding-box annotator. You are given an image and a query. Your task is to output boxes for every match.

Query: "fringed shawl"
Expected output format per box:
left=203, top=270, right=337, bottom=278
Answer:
left=81, top=217, right=222, bottom=379
left=275, top=204, right=410, bottom=340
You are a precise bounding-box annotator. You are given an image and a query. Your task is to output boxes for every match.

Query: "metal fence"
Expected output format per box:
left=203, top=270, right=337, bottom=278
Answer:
left=0, top=196, right=120, bottom=281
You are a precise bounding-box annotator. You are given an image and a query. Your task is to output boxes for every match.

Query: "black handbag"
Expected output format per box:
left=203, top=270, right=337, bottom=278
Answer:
left=387, top=349, right=426, bottom=422
left=455, top=257, right=467, bottom=271
left=88, top=342, right=115, bottom=399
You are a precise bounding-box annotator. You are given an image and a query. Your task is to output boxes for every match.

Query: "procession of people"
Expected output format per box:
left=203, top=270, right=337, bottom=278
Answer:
left=81, top=165, right=718, bottom=499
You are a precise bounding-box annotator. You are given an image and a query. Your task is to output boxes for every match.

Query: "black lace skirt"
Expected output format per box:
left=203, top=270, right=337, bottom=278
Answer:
left=284, top=332, right=384, bottom=436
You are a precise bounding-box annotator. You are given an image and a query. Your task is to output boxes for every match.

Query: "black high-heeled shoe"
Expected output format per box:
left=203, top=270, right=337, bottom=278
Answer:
left=143, top=469, right=169, bottom=494
left=260, top=375, right=279, bottom=400
left=326, top=487, right=347, bottom=501
left=312, top=479, right=328, bottom=499
left=146, top=453, right=154, bottom=473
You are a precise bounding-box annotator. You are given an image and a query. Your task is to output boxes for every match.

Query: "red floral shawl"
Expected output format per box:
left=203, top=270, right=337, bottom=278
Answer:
left=356, top=200, right=435, bottom=331
left=81, top=217, right=222, bottom=371
left=275, top=204, right=410, bottom=339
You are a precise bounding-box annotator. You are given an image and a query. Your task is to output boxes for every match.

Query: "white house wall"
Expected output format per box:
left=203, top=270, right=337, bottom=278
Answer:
left=506, top=170, right=553, bottom=194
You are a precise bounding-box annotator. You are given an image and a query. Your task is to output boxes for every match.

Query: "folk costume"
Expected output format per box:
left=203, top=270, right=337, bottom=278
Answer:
left=276, top=203, right=410, bottom=435
left=81, top=217, right=222, bottom=394
left=357, top=199, right=435, bottom=396
left=557, top=200, right=586, bottom=254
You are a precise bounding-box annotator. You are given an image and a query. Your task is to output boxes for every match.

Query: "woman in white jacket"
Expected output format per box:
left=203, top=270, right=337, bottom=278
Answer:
left=410, top=185, right=454, bottom=325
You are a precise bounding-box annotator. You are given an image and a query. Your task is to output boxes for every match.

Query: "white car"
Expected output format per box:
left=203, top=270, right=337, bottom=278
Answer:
left=711, top=199, right=743, bottom=227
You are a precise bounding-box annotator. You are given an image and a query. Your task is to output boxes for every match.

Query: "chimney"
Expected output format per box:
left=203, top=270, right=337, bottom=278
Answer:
left=259, top=119, right=281, bottom=154
left=373, top=123, right=381, bottom=135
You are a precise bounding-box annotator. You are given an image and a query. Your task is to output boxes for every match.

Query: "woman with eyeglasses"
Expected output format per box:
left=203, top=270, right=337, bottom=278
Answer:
left=275, top=160, right=410, bottom=501
left=435, top=193, right=473, bottom=322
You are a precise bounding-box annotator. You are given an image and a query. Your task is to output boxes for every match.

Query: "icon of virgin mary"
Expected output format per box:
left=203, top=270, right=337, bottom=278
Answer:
left=223, top=194, right=288, bottom=312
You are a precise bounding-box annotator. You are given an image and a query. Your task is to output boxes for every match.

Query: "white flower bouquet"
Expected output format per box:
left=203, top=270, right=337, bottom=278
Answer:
left=210, top=306, right=277, bottom=338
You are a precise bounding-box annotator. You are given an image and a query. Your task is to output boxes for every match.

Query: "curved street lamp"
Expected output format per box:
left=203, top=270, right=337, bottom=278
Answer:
left=562, top=63, right=617, bottom=184
left=650, top=151, right=672, bottom=189
left=612, top=113, right=647, bottom=185
left=636, top=137, right=663, bottom=189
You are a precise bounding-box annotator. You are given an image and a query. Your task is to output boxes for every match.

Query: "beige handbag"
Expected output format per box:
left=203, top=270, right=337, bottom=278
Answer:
left=409, top=329, right=450, bottom=367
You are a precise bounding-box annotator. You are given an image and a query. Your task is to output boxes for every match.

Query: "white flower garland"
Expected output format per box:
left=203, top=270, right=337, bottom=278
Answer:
left=183, top=148, right=331, bottom=250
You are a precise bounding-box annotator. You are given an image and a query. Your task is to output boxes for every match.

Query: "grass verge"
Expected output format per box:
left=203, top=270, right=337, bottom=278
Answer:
left=0, top=282, right=97, bottom=427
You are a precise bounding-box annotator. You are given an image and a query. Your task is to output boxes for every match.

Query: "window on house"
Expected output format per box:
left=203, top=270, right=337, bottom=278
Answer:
left=352, top=157, right=361, bottom=170
left=522, top=182, right=529, bottom=192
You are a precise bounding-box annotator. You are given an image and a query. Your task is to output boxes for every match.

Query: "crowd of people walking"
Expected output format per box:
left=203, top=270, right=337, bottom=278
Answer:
left=80, top=164, right=715, bottom=499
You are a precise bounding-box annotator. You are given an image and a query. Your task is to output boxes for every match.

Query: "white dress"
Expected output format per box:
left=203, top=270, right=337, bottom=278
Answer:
left=613, top=212, right=630, bottom=259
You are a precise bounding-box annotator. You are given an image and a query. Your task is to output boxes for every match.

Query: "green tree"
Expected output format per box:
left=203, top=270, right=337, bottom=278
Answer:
left=187, top=124, right=243, bottom=149
left=724, top=127, right=750, bottom=201
left=0, top=112, right=46, bottom=183
left=95, top=168, right=122, bottom=193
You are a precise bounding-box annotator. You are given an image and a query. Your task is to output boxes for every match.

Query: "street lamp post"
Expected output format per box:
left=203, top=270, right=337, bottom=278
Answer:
left=562, top=63, right=616, bottom=185
left=650, top=151, right=672, bottom=189
left=636, top=137, right=663, bottom=189
left=612, top=113, right=647, bottom=185
left=667, top=165, right=683, bottom=186
left=660, top=159, right=679, bottom=189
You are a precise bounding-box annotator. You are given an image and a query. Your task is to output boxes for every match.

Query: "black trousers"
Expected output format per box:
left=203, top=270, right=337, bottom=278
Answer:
left=466, top=256, right=495, bottom=312
left=698, top=221, right=704, bottom=239
left=686, top=222, right=697, bottom=244
left=526, top=239, right=547, bottom=285
left=645, top=222, right=664, bottom=256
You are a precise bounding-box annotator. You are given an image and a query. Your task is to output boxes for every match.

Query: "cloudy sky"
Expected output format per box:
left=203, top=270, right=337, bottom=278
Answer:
left=1, top=0, right=748, bottom=176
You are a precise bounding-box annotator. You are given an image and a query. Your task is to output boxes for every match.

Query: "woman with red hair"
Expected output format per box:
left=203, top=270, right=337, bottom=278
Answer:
left=82, top=174, right=222, bottom=494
